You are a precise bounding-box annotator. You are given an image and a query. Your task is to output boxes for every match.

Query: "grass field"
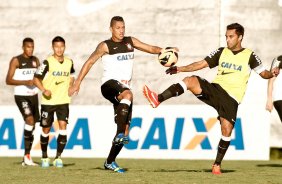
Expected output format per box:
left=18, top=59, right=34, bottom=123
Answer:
left=0, top=157, right=281, bottom=184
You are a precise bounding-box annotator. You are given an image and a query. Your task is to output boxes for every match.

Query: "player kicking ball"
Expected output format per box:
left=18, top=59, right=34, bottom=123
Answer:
left=143, top=23, right=279, bottom=174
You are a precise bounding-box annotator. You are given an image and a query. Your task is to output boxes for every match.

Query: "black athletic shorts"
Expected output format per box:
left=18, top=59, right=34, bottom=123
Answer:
left=101, top=79, right=130, bottom=105
left=40, top=104, right=69, bottom=127
left=14, top=94, right=40, bottom=122
left=195, top=76, right=239, bottom=125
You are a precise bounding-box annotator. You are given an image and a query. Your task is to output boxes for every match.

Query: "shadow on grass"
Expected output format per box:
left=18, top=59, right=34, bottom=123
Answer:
left=257, top=164, right=282, bottom=167
left=90, top=167, right=128, bottom=172
left=13, top=161, right=75, bottom=167
left=152, top=169, right=235, bottom=173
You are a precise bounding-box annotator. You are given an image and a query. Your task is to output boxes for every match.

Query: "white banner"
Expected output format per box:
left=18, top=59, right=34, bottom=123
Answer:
left=0, top=105, right=269, bottom=160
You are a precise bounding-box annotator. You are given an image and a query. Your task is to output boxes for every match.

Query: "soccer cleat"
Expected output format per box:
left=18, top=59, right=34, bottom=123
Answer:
left=41, top=158, right=50, bottom=168
left=114, top=133, right=129, bottom=145
left=212, top=164, right=222, bottom=175
left=53, top=158, right=63, bottom=168
left=22, top=154, right=38, bottom=166
left=143, top=85, right=160, bottom=108
left=104, top=161, right=125, bottom=173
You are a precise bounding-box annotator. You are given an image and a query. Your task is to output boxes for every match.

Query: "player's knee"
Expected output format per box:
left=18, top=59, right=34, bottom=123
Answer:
left=119, top=90, right=133, bottom=101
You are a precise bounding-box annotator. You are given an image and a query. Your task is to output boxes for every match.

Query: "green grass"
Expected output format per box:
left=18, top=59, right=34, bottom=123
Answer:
left=0, top=158, right=282, bottom=184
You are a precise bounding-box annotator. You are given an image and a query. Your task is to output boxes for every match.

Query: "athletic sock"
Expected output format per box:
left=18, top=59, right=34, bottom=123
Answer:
left=23, top=124, right=34, bottom=155
left=106, top=143, right=124, bottom=164
left=158, top=82, right=186, bottom=102
left=40, top=132, right=49, bottom=158
left=56, top=130, right=67, bottom=158
left=115, top=99, right=131, bottom=134
left=214, top=138, right=231, bottom=165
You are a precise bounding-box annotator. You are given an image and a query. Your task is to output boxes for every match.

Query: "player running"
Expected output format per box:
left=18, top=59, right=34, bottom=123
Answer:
left=6, top=37, right=40, bottom=166
left=143, top=23, right=279, bottom=175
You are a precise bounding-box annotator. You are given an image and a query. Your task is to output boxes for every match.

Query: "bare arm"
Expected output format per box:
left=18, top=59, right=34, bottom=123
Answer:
left=266, top=77, right=275, bottom=112
left=6, top=57, right=33, bottom=86
left=131, top=37, right=163, bottom=54
left=69, top=42, right=108, bottom=95
left=178, top=59, right=209, bottom=72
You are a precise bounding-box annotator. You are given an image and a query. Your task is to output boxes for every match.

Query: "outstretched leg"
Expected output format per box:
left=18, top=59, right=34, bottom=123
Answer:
left=143, top=76, right=202, bottom=107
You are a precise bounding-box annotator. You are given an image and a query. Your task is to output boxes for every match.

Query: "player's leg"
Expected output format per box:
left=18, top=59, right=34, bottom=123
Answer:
left=53, top=104, right=69, bottom=168
left=14, top=95, right=37, bottom=166
left=212, top=117, right=234, bottom=175
left=101, top=80, right=132, bottom=173
left=40, top=105, right=54, bottom=167
left=143, top=75, right=202, bottom=108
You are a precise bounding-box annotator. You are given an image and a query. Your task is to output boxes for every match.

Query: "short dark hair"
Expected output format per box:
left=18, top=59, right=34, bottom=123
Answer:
left=227, top=23, right=244, bottom=38
left=110, top=16, right=124, bottom=27
left=22, top=37, right=34, bottom=46
left=52, top=36, right=65, bottom=45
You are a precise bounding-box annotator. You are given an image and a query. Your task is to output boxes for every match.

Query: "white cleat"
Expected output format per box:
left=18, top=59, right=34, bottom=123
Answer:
left=22, top=154, right=38, bottom=166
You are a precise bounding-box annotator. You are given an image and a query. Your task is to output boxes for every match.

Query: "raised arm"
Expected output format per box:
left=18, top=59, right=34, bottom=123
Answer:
left=166, top=59, right=209, bottom=75
left=131, top=37, right=163, bottom=54
left=69, top=41, right=108, bottom=95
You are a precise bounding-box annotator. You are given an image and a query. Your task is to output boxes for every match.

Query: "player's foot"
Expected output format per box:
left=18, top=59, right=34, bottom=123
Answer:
left=104, top=161, right=125, bottom=173
left=114, top=133, right=129, bottom=145
left=22, top=154, right=38, bottom=166
left=212, top=164, right=222, bottom=175
left=53, top=158, right=63, bottom=168
left=41, top=158, right=50, bottom=168
left=143, top=85, right=160, bottom=108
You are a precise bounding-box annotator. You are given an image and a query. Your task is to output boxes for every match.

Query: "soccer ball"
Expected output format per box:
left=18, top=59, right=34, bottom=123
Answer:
left=158, top=47, right=178, bottom=67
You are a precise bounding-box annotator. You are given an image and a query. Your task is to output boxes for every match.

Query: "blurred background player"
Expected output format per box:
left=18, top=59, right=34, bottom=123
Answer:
left=69, top=16, right=177, bottom=173
left=33, top=36, right=75, bottom=168
left=266, top=55, right=282, bottom=121
left=6, top=37, right=40, bottom=166
left=143, top=23, right=279, bottom=175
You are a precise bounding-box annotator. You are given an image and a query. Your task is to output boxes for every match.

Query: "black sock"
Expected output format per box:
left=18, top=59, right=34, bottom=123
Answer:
left=158, top=83, right=185, bottom=102
left=40, top=135, right=49, bottom=158
left=214, top=139, right=230, bottom=165
left=24, top=129, right=34, bottom=155
left=106, top=143, right=124, bottom=164
left=56, top=134, right=67, bottom=158
left=114, top=103, right=130, bottom=134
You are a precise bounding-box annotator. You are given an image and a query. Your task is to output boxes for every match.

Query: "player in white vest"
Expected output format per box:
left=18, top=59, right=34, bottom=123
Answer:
left=6, top=37, right=40, bottom=166
left=70, top=16, right=177, bottom=173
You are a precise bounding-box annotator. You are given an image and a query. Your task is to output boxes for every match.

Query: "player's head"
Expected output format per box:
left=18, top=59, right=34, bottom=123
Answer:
left=22, top=37, right=34, bottom=57
left=225, top=23, right=244, bottom=50
left=110, top=16, right=125, bottom=41
left=52, top=36, right=65, bottom=58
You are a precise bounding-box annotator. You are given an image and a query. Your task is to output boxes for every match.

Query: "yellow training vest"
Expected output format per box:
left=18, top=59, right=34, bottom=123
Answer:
left=42, top=56, right=73, bottom=105
left=212, top=48, right=252, bottom=103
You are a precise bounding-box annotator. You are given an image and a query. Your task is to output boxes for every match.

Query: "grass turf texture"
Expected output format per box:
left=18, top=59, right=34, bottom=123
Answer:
left=0, top=158, right=281, bottom=184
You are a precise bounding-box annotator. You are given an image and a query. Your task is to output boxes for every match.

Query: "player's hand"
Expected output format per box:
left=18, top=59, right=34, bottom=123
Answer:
left=161, top=47, right=179, bottom=54
left=69, top=83, right=80, bottom=96
left=166, top=66, right=178, bottom=75
left=42, top=89, right=51, bottom=99
left=25, top=80, right=34, bottom=86
left=265, top=100, right=273, bottom=112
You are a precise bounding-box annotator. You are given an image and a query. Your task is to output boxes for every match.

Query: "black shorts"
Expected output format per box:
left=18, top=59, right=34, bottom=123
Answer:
left=101, top=79, right=130, bottom=105
left=14, top=95, right=40, bottom=122
left=195, top=76, right=239, bottom=125
left=40, top=104, right=69, bottom=127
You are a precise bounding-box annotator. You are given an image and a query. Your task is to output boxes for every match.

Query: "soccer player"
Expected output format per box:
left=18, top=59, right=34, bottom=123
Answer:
left=69, top=16, right=176, bottom=173
left=266, top=56, right=282, bottom=121
left=33, top=36, right=75, bottom=168
left=143, top=23, right=279, bottom=175
left=6, top=37, right=40, bottom=166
